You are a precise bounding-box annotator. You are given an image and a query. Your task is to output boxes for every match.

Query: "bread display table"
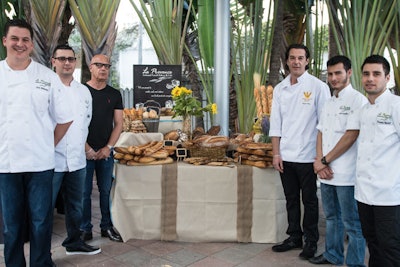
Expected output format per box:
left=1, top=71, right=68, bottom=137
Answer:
left=110, top=162, right=288, bottom=243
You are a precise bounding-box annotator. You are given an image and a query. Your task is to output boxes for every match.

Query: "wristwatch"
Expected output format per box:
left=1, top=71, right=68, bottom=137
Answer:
left=321, top=156, right=329, bottom=165
left=107, top=145, right=114, bottom=151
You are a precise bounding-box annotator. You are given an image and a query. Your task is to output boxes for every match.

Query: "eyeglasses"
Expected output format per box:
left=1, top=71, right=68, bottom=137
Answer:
left=53, top=57, right=76, bottom=63
left=92, top=62, right=112, bottom=69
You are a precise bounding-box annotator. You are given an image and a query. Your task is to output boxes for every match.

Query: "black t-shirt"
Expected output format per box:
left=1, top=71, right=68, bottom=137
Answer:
left=85, top=83, right=123, bottom=149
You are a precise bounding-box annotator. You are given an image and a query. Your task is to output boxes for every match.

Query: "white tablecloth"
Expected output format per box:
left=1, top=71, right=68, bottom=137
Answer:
left=111, top=162, right=288, bottom=243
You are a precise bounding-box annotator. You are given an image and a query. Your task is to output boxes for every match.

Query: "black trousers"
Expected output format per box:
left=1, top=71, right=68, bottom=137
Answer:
left=357, top=202, right=400, bottom=267
left=279, top=161, right=319, bottom=244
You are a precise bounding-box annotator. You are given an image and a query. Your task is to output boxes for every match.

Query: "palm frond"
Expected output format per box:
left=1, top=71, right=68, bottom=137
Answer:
left=68, top=0, right=120, bottom=65
left=328, top=0, right=397, bottom=92
left=23, top=0, right=66, bottom=66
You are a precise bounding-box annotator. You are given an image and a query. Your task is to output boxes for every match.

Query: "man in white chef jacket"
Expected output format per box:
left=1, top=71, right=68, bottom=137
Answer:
left=51, top=44, right=101, bottom=256
left=355, top=55, right=400, bottom=267
left=0, top=19, right=72, bottom=266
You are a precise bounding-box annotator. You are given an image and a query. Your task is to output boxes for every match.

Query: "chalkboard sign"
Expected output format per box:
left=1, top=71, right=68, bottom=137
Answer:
left=133, top=65, right=182, bottom=107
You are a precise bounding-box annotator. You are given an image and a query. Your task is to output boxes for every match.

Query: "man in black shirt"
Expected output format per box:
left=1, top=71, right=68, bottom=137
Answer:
left=81, top=54, right=124, bottom=242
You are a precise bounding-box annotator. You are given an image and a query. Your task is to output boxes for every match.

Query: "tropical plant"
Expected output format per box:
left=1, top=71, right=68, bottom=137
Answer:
left=327, top=0, right=397, bottom=92
left=129, top=0, right=192, bottom=65
left=68, top=0, right=120, bottom=82
left=24, top=0, right=67, bottom=67
left=304, top=0, right=328, bottom=78
left=230, top=0, right=275, bottom=133
left=130, top=0, right=216, bottom=128
left=386, top=0, right=400, bottom=95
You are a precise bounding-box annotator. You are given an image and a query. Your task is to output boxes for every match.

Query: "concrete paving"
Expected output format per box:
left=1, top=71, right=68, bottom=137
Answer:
left=0, top=184, right=369, bottom=266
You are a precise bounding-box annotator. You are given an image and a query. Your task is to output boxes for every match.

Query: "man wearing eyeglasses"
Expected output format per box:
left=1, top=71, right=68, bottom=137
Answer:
left=80, top=54, right=124, bottom=242
left=51, top=44, right=101, bottom=255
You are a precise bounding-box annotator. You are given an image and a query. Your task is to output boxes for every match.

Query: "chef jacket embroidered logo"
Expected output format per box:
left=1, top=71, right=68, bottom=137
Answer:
left=302, top=91, right=312, bottom=104
left=376, top=112, right=392, bottom=124
left=35, top=79, right=50, bottom=91
left=339, top=105, right=350, bottom=115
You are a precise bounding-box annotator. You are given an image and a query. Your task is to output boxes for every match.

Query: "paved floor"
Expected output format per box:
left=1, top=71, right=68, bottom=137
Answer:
left=1, top=185, right=369, bottom=266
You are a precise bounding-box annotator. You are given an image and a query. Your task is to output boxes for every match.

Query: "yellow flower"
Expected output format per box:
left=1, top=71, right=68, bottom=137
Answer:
left=171, top=87, right=181, bottom=98
left=211, top=103, right=218, bottom=114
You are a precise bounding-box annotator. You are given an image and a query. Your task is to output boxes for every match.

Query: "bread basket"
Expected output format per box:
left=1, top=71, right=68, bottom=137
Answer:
left=142, top=100, right=160, bottom=132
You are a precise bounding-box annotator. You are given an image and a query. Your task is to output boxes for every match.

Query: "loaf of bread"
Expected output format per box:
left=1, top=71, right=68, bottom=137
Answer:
left=138, top=156, right=156, bottom=163
left=114, top=147, right=130, bottom=154
left=143, top=141, right=163, bottom=156
left=126, top=157, right=173, bottom=166
left=192, top=135, right=229, bottom=148
left=150, top=149, right=169, bottom=159
left=164, top=130, right=179, bottom=141
left=241, top=142, right=272, bottom=150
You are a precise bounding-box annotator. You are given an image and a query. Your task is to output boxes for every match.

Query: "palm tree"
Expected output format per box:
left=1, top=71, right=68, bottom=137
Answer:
left=327, top=0, right=397, bottom=92
left=24, top=0, right=67, bottom=67
left=68, top=0, right=120, bottom=82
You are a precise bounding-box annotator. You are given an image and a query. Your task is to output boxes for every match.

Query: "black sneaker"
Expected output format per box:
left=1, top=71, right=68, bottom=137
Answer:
left=66, top=242, right=101, bottom=255
left=299, top=242, right=317, bottom=260
left=272, top=238, right=303, bottom=252
left=80, top=231, right=93, bottom=241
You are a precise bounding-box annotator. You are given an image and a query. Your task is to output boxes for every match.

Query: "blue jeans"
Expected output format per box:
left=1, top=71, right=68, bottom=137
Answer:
left=81, top=156, right=114, bottom=232
left=320, top=183, right=366, bottom=267
left=52, top=168, right=86, bottom=248
left=0, top=171, right=54, bottom=267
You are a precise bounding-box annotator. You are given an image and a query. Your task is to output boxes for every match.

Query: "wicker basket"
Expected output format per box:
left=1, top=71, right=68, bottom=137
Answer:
left=142, top=100, right=160, bottom=132
left=188, top=146, right=227, bottom=159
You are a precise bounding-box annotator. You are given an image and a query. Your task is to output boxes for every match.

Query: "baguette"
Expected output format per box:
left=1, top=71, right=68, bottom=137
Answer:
left=150, top=149, right=169, bottom=159
left=261, top=85, right=268, bottom=114
left=123, top=154, right=135, bottom=161
left=127, top=157, right=173, bottom=166
left=138, top=156, right=156, bottom=163
left=143, top=141, right=163, bottom=156
left=114, top=147, right=130, bottom=154
left=134, top=141, right=157, bottom=155
left=236, top=146, right=268, bottom=156
left=127, top=145, right=137, bottom=154
left=113, top=152, right=125, bottom=160
left=241, top=142, right=272, bottom=150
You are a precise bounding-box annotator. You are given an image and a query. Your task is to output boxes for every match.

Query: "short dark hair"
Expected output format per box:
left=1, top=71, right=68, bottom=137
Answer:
left=4, top=19, right=33, bottom=39
left=361, top=55, right=390, bottom=75
left=327, top=55, right=351, bottom=71
left=52, top=44, right=75, bottom=57
left=285, top=44, right=310, bottom=70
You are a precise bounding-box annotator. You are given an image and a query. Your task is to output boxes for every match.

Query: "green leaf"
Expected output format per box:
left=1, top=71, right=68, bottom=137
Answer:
left=197, top=0, right=214, bottom=68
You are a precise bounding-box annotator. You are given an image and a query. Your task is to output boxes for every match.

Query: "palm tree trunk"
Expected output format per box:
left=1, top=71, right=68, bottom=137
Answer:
left=269, top=0, right=284, bottom=87
left=327, top=0, right=343, bottom=58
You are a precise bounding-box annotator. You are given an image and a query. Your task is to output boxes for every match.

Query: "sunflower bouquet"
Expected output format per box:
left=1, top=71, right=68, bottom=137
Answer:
left=171, top=86, right=217, bottom=119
